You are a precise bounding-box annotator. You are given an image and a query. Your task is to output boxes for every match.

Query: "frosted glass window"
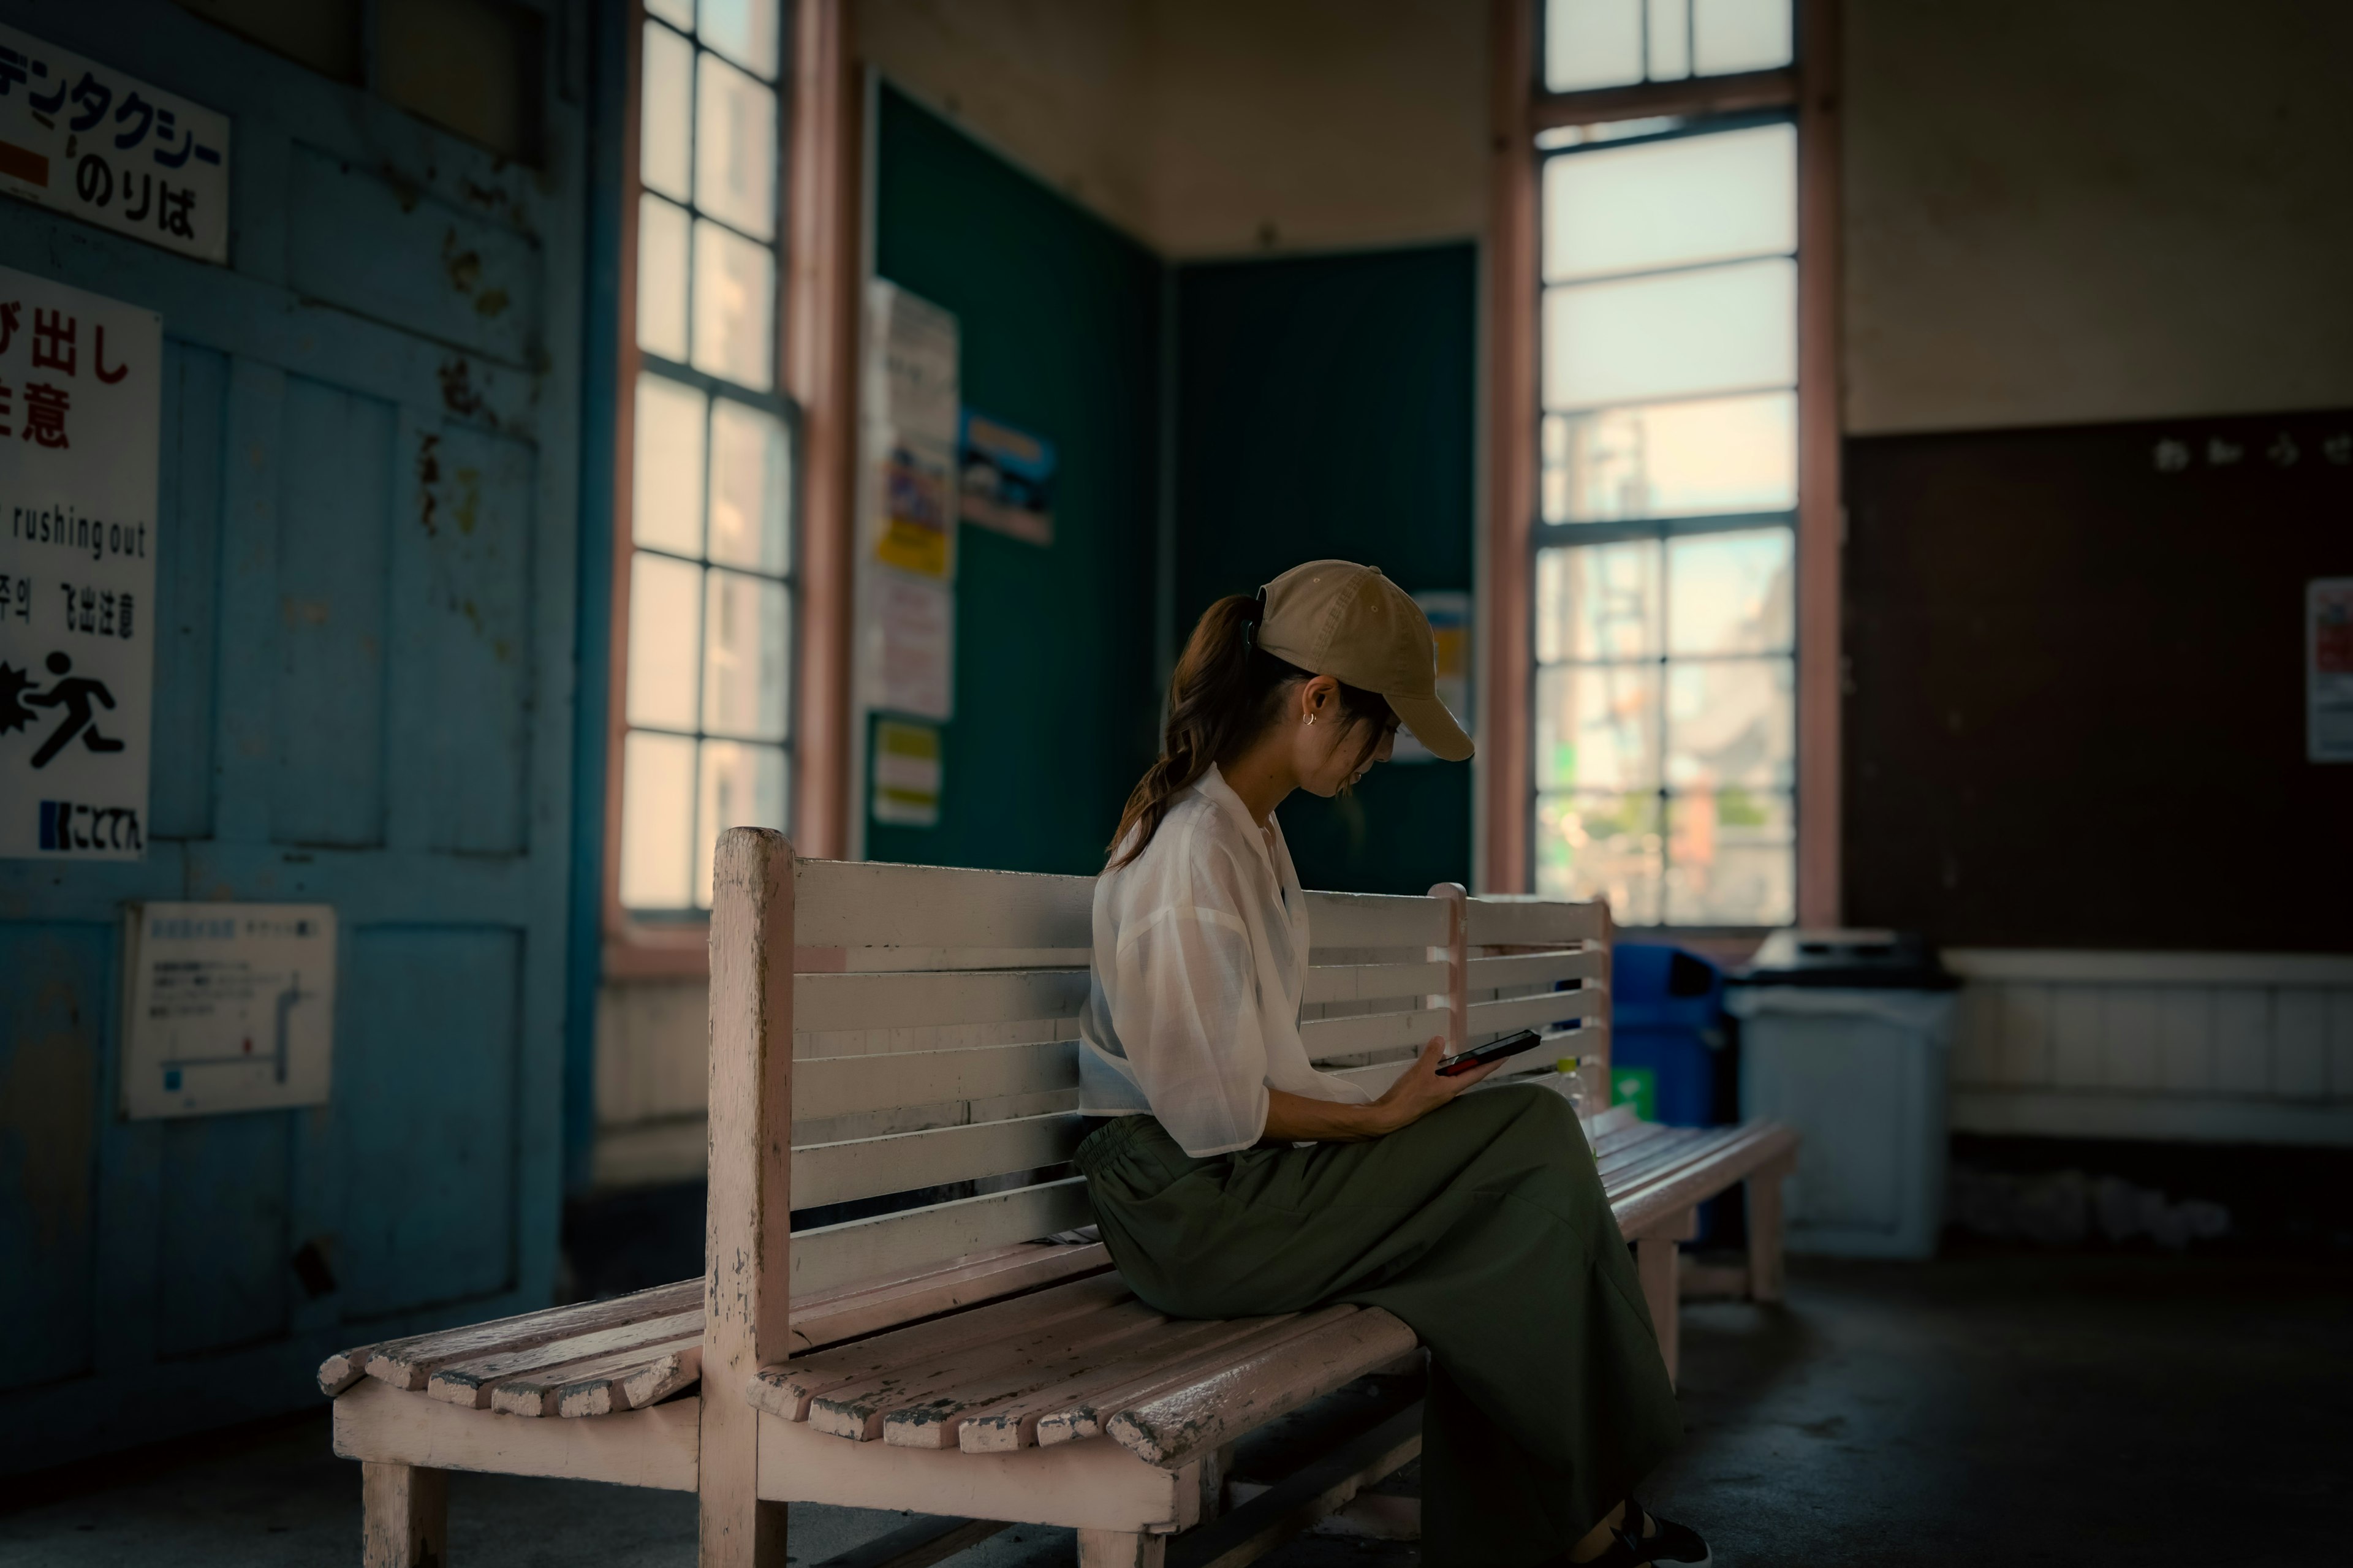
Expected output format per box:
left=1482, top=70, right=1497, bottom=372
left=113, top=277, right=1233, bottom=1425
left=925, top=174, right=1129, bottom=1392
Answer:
left=632, top=374, right=706, bottom=554
left=693, top=218, right=775, bottom=390
left=640, top=21, right=693, bottom=202
left=702, top=569, right=790, bottom=741
left=695, top=741, right=787, bottom=907
left=1646, top=0, right=1691, bottom=78
left=696, top=53, right=777, bottom=240
left=1545, top=392, right=1795, bottom=523
left=1544, top=257, right=1794, bottom=411
left=620, top=730, right=696, bottom=910
left=1537, top=664, right=1660, bottom=790
left=708, top=400, right=790, bottom=573
left=1536, top=791, right=1664, bottom=925
left=1545, top=0, right=1643, bottom=93
left=627, top=553, right=703, bottom=730
left=1665, top=792, right=1792, bottom=925
left=698, top=0, right=780, bottom=79
left=636, top=194, right=691, bottom=362
left=1665, top=659, right=1792, bottom=789
left=1667, top=528, right=1793, bottom=653
left=1537, top=540, right=1659, bottom=662
left=1543, top=123, right=1795, bottom=282
left=1693, top=0, right=1793, bottom=77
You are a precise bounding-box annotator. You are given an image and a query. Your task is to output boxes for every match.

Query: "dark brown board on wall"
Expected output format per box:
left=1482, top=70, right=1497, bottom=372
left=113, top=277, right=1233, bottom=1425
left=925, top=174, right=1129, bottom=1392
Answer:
left=1843, top=410, right=2353, bottom=952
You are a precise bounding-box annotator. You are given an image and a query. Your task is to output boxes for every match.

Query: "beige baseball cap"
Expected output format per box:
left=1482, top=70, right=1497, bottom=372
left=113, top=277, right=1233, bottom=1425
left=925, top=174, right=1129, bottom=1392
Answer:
left=1257, top=560, right=1474, bottom=762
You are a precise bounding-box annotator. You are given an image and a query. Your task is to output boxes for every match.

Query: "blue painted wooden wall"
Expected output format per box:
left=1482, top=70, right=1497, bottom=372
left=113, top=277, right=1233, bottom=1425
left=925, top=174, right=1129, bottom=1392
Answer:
left=0, top=1, right=583, bottom=1469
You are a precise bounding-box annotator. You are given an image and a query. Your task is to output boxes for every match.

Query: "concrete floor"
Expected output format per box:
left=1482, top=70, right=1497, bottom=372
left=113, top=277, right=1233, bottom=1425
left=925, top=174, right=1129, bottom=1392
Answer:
left=4, top=1248, right=2347, bottom=1566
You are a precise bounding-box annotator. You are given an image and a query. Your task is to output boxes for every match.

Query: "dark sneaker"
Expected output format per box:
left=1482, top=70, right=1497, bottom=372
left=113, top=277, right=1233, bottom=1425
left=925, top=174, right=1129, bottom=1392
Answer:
left=1567, top=1498, right=1711, bottom=1567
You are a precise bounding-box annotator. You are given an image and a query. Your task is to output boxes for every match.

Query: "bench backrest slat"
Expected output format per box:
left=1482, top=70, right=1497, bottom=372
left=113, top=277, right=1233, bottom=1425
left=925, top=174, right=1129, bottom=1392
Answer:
left=789, top=1177, right=1095, bottom=1297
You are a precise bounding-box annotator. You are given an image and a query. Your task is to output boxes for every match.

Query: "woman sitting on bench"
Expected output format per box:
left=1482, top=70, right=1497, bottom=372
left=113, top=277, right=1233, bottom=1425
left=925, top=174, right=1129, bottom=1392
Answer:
left=1074, top=560, right=1709, bottom=1568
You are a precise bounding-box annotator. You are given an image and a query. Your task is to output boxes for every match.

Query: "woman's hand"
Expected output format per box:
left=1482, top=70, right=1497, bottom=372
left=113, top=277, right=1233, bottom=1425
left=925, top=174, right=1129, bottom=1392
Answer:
left=1262, top=1037, right=1501, bottom=1143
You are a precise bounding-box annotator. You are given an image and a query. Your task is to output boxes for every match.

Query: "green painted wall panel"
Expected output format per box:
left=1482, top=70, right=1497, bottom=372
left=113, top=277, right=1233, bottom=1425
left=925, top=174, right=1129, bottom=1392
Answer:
left=866, top=86, right=1163, bottom=875
left=1173, top=245, right=1479, bottom=894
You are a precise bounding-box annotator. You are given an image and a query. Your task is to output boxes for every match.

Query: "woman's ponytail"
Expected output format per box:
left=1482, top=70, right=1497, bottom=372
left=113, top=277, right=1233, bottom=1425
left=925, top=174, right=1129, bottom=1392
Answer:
left=1108, top=591, right=1390, bottom=868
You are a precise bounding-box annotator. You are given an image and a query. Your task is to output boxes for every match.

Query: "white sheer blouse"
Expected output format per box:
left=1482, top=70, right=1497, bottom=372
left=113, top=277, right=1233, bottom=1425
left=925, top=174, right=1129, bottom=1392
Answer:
left=1078, top=765, right=1376, bottom=1157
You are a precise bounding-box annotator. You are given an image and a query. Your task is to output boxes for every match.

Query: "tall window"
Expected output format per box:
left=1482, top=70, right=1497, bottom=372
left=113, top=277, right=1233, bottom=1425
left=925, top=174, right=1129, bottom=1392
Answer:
left=1529, top=1, right=1798, bottom=926
left=619, top=0, right=797, bottom=914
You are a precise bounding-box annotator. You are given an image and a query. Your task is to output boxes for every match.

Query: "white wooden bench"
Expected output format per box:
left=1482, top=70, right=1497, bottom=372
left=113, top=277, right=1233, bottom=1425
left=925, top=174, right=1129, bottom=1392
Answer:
left=326, top=830, right=1795, bottom=1567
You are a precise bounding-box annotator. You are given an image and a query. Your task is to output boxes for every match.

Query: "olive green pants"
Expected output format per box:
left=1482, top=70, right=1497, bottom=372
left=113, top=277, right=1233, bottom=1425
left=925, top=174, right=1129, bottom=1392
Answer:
left=1074, top=1083, right=1681, bottom=1568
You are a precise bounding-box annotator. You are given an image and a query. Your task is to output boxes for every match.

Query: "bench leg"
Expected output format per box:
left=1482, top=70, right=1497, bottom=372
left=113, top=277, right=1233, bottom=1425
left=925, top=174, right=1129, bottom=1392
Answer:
left=1635, top=1233, right=1680, bottom=1388
left=1076, top=1528, right=1167, bottom=1567
left=362, top=1461, right=447, bottom=1568
left=1747, top=1164, right=1788, bottom=1305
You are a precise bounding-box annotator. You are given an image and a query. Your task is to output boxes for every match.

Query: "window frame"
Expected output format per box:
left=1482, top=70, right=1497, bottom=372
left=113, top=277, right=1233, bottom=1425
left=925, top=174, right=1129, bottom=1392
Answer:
left=1483, top=0, right=1841, bottom=930
left=604, top=0, right=807, bottom=975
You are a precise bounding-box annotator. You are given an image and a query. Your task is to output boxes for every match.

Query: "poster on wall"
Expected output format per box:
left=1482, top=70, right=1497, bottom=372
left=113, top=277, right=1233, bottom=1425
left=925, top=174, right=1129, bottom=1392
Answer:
left=0, top=24, right=233, bottom=265
left=2310, top=578, right=2353, bottom=764
left=865, top=281, right=960, bottom=580
left=1392, top=591, right=1471, bottom=763
left=121, top=903, right=336, bottom=1119
left=959, top=411, right=1056, bottom=546
left=871, top=719, right=942, bottom=828
left=864, top=572, right=954, bottom=721
left=0, top=267, right=161, bottom=858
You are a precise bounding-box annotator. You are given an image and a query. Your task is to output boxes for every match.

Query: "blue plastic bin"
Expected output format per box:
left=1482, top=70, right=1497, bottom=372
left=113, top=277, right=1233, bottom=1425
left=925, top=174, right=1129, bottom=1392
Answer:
left=1608, top=944, right=1726, bottom=1129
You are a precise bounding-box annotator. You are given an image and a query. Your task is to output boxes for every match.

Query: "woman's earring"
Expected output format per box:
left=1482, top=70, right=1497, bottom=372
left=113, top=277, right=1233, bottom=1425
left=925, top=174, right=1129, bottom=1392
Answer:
left=1305, top=714, right=1317, bottom=727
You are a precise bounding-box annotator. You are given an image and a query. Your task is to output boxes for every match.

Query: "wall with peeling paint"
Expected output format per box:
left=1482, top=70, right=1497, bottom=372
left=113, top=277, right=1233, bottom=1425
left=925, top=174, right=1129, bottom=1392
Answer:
left=0, top=0, right=583, bottom=1472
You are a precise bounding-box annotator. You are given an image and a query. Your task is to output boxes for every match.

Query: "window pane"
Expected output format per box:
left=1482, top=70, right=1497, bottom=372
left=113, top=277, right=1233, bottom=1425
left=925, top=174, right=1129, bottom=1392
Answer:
left=1547, top=392, right=1795, bottom=522
left=708, top=399, right=790, bottom=574
left=1645, top=0, right=1690, bottom=78
left=1667, top=528, right=1793, bottom=654
left=1544, top=0, right=1643, bottom=93
left=702, top=568, right=790, bottom=741
left=640, top=21, right=693, bottom=202
left=1665, top=791, right=1792, bottom=925
left=1666, top=657, right=1792, bottom=789
left=695, top=740, right=787, bottom=907
left=695, top=52, right=777, bottom=240
left=620, top=730, right=697, bottom=910
left=1536, top=790, right=1664, bottom=925
left=645, top=0, right=693, bottom=31
left=698, top=0, right=780, bottom=78
left=1537, top=664, right=1659, bottom=791
left=693, top=218, right=775, bottom=390
left=1692, top=0, right=1793, bottom=76
left=1542, top=122, right=1795, bottom=283
left=1543, top=257, right=1795, bottom=409
left=1536, top=540, right=1660, bottom=663
left=636, top=194, right=691, bottom=362
left=627, top=551, right=703, bottom=730
left=632, top=374, right=706, bottom=554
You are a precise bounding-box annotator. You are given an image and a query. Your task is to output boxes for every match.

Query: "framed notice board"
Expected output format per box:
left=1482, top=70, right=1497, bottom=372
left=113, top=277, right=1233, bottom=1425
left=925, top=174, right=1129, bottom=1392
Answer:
left=1843, top=409, right=2353, bottom=951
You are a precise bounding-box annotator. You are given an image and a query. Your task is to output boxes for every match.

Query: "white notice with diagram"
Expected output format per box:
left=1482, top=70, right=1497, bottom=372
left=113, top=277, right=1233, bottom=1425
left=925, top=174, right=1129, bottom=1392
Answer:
left=0, top=266, right=159, bottom=858
left=122, top=904, right=338, bottom=1120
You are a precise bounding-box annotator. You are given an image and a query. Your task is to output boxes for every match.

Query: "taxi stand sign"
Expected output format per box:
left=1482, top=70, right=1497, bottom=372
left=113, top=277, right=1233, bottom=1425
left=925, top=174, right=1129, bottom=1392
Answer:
left=0, top=265, right=161, bottom=860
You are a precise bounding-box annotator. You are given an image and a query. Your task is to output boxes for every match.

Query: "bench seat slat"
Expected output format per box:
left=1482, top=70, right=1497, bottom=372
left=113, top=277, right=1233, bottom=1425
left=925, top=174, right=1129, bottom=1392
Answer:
left=957, top=1313, right=1304, bottom=1453
left=857, top=1305, right=1181, bottom=1447
left=814, top=1300, right=1167, bottom=1441
left=1610, top=1123, right=1799, bottom=1237
left=792, top=1178, right=1094, bottom=1297
left=792, top=1113, right=1088, bottom=1210
left=488, top=1335, right=704, bottom=1418
left=1104, top=1306, right=1419, bottom=1469
left=792, top=1040, right=1077, bottom=1121
left=755, top=1273, right=1135, bottom=1420
left=1596, top=1126, right=1717, bottom=1186
left=358, top=1279, right=703, bottom=1392
left=1031, top=1309, right=1353, bottom=1450
left=785, top=1240, right=1110, bottom=1356
left=425, top=1309, right=705, bottom=1408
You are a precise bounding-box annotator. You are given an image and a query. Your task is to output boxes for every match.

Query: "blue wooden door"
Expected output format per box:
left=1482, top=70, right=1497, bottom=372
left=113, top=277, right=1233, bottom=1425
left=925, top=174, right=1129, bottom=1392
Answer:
left=0, top=1, right=582, bottom=1467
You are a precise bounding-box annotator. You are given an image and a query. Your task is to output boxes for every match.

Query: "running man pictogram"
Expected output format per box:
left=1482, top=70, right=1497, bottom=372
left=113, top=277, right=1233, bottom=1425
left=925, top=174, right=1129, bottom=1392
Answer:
left=22, top=650, right=124, bottom=768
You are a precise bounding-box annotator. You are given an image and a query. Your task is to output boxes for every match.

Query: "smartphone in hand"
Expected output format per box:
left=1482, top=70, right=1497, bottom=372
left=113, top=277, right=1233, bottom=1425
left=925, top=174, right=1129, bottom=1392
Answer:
left=1436, top=1028, right=1546, bottom=1077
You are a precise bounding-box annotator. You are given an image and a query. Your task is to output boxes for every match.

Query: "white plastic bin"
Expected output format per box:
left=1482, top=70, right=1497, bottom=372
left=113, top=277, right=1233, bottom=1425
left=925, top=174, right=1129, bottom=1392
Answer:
left=1729, top=984, right=1956, bottom=1259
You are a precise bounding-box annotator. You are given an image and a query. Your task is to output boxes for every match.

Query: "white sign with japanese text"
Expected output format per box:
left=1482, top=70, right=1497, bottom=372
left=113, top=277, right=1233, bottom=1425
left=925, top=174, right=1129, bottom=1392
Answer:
left=0, top=267, right=160, bottom=860
left=0, top=23, right=231, bottom=265
left=122, top=904, right=338, bottom=1120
